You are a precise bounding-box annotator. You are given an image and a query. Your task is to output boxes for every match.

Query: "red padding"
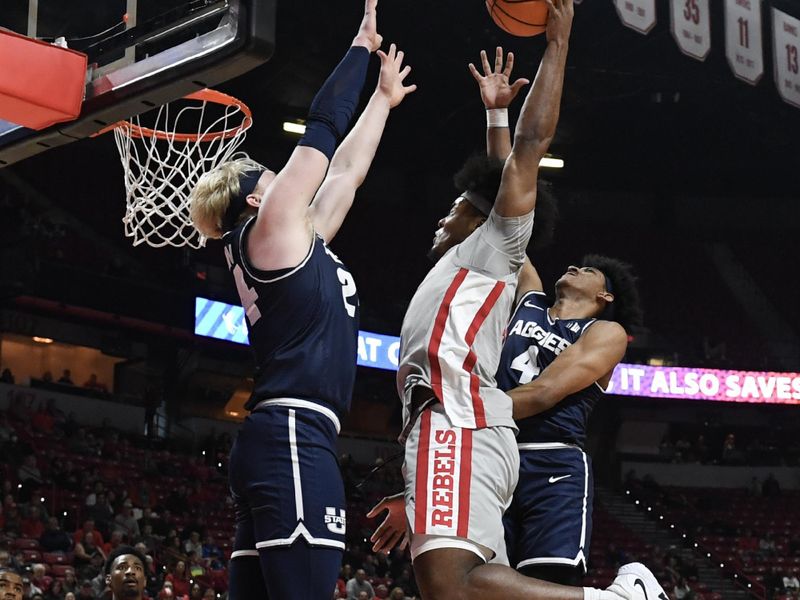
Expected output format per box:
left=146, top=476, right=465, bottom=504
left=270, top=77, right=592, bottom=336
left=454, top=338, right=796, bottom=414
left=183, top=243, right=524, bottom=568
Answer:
left=0, top=30, right=88, bottom=130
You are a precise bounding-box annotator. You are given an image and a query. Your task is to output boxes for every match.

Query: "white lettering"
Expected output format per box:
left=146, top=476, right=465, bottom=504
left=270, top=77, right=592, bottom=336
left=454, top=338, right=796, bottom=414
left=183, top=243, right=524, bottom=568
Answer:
left=698, top=374, right=719, bottom=396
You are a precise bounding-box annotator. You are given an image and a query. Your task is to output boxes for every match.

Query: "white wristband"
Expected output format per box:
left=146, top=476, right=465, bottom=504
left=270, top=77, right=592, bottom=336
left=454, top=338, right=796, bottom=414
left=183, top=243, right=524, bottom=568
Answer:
left=486, top=108, right=509, bottom=128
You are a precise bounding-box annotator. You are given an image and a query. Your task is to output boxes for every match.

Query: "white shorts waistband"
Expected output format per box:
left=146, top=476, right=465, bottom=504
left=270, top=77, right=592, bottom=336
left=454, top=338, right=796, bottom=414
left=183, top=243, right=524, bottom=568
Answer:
left=517, top=442, right=581, bottom=451
left=252, top=398, right=341, bottom=433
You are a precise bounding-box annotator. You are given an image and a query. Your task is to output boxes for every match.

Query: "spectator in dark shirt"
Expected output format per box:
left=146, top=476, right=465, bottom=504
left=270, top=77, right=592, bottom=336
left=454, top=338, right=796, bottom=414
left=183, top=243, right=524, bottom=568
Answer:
left=40, top=517, right=74, bottom=553
left=763, top=473, right=781, bottom=497
left=58, top=370, right=74, bottom=385
left=0, top=368, right=14, bottom=384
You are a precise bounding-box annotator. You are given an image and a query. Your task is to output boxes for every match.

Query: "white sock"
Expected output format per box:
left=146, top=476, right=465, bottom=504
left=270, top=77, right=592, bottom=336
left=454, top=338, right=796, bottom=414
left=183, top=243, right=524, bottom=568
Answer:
left=584, top=588, right=620, bottom=600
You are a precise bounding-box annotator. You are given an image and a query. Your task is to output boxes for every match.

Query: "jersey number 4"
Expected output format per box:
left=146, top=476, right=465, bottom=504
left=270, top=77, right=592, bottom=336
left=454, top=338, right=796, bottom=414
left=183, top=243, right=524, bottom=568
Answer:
left=224, top=245, right=262, bottom=327
left=510, top=346, right=541, bottom=384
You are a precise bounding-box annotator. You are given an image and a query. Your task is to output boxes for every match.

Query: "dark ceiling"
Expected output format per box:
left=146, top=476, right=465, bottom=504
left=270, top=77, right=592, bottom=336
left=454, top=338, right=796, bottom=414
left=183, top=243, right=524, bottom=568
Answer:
left=1, top=0, right=799, bottom=367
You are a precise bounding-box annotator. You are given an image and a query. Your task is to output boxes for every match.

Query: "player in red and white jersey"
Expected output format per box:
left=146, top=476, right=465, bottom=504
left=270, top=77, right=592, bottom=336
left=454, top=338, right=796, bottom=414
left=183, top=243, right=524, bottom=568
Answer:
left=390, top=1, right=668, bottom=598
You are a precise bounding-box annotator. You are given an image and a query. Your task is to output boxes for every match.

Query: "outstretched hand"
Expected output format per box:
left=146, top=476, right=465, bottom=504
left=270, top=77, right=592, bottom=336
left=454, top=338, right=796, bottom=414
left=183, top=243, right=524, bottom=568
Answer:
left=376, top=44, right=417, bottom=108
left=468, top=47, right=530, bottom=110
left=366, top=493, right=409, bottom=554
left=352, top=0, right=383, bottom=52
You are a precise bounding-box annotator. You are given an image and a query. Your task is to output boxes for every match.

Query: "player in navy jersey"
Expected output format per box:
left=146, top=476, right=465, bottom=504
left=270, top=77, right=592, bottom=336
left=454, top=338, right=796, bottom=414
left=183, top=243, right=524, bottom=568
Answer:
left=189, top=1, right=416, bottom=595
left=500, top=255, right=643, bottom=585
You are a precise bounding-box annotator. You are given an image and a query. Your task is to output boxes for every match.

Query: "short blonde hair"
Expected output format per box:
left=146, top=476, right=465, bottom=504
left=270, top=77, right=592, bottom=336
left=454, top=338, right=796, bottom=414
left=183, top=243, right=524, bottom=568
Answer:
left=189, top=156, right=264, bottom=239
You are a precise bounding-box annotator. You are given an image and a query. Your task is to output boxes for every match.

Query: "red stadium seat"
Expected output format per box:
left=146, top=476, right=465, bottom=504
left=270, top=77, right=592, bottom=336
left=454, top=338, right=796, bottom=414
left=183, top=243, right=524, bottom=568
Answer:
left=14, top=538, right=40, bottom=549
left=21, top=549, right=41, bottom=562
left=50, top=565, right=74, bottom=577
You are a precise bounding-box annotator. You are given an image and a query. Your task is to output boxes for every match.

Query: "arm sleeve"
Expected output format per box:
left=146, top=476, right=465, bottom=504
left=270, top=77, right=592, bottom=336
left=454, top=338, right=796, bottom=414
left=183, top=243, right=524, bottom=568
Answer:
left=298, top=46, right=370, bottom=160
left=453, top=208, right=534, bottom=279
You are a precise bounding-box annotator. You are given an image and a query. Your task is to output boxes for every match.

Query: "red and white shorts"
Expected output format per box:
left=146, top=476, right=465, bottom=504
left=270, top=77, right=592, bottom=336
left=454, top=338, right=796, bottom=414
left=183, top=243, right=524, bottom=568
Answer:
left=402, top=403, right=519, bottom=564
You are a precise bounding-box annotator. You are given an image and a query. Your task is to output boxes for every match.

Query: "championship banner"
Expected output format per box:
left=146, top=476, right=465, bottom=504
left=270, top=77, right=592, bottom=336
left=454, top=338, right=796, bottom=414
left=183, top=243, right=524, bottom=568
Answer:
left=194, top=298, right=800, bottom=404
left=773, top=7, right=800, bottom=108
left=671, top=0, right=712, bottom=60
left=614, top=0, right=657, bottom=34
left=724, top=0, right=764, bottom=84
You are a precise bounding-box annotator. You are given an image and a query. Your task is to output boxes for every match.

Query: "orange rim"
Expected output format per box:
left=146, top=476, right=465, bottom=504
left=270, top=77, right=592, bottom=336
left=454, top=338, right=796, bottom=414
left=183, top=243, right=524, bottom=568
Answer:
left=96, top=89, right=252, bottom=141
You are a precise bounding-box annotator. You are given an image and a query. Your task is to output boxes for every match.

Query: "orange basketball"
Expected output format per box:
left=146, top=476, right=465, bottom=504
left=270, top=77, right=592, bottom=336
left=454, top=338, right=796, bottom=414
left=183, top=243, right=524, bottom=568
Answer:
left=485, top=0, right=548, bottom=37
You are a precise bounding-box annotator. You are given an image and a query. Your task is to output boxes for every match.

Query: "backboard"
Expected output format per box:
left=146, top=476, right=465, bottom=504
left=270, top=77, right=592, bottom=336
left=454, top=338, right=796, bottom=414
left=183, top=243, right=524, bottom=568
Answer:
left=0, top=0, right=275, bottom=167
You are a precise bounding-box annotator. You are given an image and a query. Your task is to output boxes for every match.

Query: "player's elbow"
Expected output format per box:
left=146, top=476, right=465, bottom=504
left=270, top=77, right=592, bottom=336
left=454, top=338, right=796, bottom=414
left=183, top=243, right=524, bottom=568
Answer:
left=511, top=383, right=559, bottom=420
left=512, top=132, right=552, bottom=159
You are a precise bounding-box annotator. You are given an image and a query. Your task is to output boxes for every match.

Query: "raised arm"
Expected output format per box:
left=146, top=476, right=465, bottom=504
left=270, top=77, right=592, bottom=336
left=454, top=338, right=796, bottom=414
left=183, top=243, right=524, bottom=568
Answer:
left=247, top=0, right=381, bottom=270
left=310, top=43, right=416, bottom=242
left=468, top=47, right=529, bottom=161
left=508, top=320, right=627, bottom=420
left=494, top=0, right=573, bottom=217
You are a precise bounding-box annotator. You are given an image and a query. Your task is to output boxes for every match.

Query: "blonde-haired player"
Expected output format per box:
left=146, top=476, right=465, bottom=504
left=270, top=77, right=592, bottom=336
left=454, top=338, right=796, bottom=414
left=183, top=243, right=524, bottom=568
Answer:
left=189, top=0, right=416, bottom=596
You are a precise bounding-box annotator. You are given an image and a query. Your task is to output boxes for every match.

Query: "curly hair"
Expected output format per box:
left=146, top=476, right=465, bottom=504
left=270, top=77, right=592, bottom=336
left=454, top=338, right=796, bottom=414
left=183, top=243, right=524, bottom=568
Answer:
left=580, top=254, right=644, bottom=332
left=104, top=545, right=148, bottom=576
left=452, top=153, right=559, bottom=249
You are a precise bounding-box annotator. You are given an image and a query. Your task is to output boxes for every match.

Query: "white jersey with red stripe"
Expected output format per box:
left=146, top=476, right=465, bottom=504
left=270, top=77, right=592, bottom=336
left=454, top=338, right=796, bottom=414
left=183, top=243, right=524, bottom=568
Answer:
left=398, top=208, right=534, bottom=431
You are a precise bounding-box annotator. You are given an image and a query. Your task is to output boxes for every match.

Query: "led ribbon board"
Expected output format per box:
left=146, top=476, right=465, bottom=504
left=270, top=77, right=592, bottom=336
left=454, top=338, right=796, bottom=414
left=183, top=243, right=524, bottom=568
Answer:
left=195, top=297, right=800, bottom=403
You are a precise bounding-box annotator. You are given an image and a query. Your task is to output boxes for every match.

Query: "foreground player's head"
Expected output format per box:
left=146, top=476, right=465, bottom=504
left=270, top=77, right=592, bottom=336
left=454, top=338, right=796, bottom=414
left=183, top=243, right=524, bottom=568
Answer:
left=555, top=254, right=644, bottom=332
left=104, top=546, right=147, bottom=599
left=0, top=569, right=23, bottom=600
left=189, top=156, right=277, bottom=239
left=429, top=154, right=558, bottom=261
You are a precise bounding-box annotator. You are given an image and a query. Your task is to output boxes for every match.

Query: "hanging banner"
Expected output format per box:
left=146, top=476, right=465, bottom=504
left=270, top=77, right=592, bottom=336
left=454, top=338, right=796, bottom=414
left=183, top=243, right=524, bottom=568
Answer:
left=724, top=0, right=764, bottom=84
left=614, top=0, right=657, bottom=34
left=773, top=7, right=800, bottom=108
left=671, top=0, right=712, bottom=60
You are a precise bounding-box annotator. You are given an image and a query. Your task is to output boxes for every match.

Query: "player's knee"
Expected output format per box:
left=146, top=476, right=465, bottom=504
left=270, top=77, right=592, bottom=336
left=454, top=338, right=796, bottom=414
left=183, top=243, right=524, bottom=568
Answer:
left=413, top=550, right=481, bottom=600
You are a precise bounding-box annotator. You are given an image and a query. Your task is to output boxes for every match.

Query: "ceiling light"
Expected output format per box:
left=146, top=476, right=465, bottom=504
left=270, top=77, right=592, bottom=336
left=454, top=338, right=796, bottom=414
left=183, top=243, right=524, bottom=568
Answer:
left=283, top=122, right=306, bottom=135
left=33, top=336, right=53, bottom=344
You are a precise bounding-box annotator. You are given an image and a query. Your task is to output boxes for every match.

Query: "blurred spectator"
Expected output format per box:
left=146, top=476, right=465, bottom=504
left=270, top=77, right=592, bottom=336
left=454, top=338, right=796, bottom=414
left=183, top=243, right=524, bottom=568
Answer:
left=66, top=594, right=77, bottom=600
left=113, top=500, right=140, bottom=538
left=784, top=569, right=800, bottom=593
left=200, top=535, right=222, bottom=569
left=86, top=492, right=114, bottom=538
left=759, top=532, right=777, bottom=559
left=162, top=536, right=187, bottom=567
left=45, top=578, right=65, bottom=600
left=24, top=574, right=43, bottom=597
left=74, top=532, right=106, bottom=579
left=763, top=473, right=781, bottom=497
left=82, top=374, right=108, bottom=394
left=165, top=560, right=191, bottom=597
left=189, top=582, right=203, bottom=600
left=374, top=583, right=388, bottom=599
left=0, top=368, right=14, bottom=384
left=31, top=404, right=54, bottom=434
left=30, top=563, right=51, bottom=595
left=388, top=588, right=406, bottom=600
left=183, top=531, right=202, bottom=556
left=103, top=530, right=124, bottom=557
left=764, top=566, right=783, bottom=600
left=202, top=588, right=214, bottom=600
left=86, top=482, right=106, bottom=507
left=75, top=579, right=96, bottom=599
left=17, top=455, right=43, bottom=485
left=41, top=371, right=53, bottom=383
left=58, top=370, right=74, bottom=385
left=40, top=516, right=73, bottom=553
left=346, top=569, right=374, bottom=600
left=157, top=580, right=175, bottom=600
left=74, top=520, right=105, bottom=548
left=62, top=568, right=79, bottom=595
left=749, top=476, right=761, bottom=496
left=21, top=505, right=45, bottom=539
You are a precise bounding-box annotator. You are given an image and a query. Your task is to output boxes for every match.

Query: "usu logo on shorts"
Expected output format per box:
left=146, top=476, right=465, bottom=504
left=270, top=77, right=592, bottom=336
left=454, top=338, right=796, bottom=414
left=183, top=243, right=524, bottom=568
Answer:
left=324, top=507, right=346, bottom=534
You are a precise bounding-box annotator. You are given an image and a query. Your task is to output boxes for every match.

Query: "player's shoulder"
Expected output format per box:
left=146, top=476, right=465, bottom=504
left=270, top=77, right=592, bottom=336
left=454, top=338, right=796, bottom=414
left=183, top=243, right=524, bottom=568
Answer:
left=582, top=319, right=628, bottom=345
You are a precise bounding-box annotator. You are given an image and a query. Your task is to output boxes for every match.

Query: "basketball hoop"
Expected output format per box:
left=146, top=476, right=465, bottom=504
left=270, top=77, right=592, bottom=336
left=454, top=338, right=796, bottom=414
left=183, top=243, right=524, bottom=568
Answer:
left=103, top=88, right=253, bottom=249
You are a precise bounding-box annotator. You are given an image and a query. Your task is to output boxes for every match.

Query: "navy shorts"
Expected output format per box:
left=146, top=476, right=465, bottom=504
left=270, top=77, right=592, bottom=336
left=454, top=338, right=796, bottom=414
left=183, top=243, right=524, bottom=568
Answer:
left=503, top=443, right=593, bottom=572
left=229, top=405, right=346, bottom=551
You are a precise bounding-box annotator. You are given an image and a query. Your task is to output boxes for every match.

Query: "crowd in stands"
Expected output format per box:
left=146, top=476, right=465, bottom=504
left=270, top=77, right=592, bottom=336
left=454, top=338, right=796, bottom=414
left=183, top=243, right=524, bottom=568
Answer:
left=655, top=425, right=800, bottom=467
left=625, top=473, right=800, bottom=600
left=0, top=386, right=421, bottom=600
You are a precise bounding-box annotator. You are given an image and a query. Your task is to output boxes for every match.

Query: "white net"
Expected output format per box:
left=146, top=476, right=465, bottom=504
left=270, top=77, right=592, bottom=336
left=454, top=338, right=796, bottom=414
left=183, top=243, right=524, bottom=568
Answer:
left=111, top=89, right=251, bottom=248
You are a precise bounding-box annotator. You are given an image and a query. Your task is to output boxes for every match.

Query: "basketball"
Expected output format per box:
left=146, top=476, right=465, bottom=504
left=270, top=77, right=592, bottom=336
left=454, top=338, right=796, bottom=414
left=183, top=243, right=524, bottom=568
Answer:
left=486, top=0, right=548, bottom=37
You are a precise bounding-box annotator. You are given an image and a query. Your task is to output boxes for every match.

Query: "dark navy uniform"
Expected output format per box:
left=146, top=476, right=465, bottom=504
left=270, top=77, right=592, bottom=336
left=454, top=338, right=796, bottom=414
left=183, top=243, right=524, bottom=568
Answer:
left=224, top=217, right=358, bottom=599
left=496, top=290, right=604, bottom=575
